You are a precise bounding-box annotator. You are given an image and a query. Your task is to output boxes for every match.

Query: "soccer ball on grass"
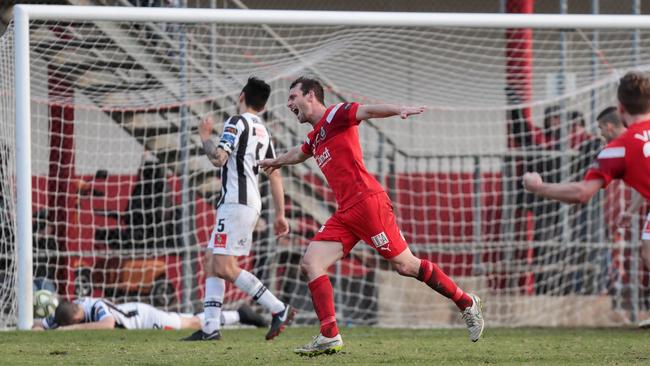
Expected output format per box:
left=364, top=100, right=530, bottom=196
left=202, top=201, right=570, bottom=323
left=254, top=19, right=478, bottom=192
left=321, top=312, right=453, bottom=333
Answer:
left=33, top=289, right=59, bottom=318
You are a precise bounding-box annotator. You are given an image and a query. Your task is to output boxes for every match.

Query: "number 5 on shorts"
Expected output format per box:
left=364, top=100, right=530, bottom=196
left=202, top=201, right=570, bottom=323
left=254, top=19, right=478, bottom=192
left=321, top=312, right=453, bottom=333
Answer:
left=217, top=218, right=225, bottom=232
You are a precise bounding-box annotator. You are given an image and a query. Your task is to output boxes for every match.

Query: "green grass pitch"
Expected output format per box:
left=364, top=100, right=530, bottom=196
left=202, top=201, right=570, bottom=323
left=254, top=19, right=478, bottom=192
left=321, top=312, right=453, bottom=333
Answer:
left=1, top=327, right=649, bottom=365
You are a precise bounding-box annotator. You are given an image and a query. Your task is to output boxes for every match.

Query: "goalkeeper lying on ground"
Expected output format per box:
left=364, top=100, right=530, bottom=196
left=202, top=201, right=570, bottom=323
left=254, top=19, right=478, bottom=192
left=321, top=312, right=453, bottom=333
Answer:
left=31, top=297, right=267, bottom=331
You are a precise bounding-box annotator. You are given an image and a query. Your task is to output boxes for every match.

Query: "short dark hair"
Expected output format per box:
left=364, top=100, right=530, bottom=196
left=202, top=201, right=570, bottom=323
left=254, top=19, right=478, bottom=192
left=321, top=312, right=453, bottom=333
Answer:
left=54, top=300, right=79, bottom=326
left=289, top=77, right=325, bottom=105
left=543, top=105, right=562, bottom=130
left=617, top=71, right=650, bottom=115
left=596, top=106, right=624, bottom=127
left=241, top=76, right=271, bottom=112
left=568, top=110, right=585, bottom=128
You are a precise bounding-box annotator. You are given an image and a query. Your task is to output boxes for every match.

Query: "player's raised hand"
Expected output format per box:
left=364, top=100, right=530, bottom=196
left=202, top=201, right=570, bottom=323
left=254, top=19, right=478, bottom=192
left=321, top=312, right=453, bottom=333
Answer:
left=400, top=106, right=425, bottom=119
left=198, top=116, right=214, bottom=140
left=274, top=216, right=290, bottom=237
left=522, top=172, right=543, bottom=192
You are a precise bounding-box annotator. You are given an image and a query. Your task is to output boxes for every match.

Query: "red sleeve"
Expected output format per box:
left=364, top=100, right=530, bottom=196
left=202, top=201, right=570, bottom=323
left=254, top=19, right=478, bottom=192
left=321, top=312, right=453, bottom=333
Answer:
left=583, top=143, right=626, bottom=188
left=300, top=139, right=312, bottom=156
left=584, top=169, right=613, bottom=187
left=346, top=102, right=360, bottom=126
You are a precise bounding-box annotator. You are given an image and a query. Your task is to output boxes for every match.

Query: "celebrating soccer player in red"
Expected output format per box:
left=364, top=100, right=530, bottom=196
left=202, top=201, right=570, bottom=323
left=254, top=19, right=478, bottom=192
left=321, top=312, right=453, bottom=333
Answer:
left=523, top=71, right=650, bottom=207
left=259, top=77, right=484, bottom=356
left=524, top=72, right=650, bottom=330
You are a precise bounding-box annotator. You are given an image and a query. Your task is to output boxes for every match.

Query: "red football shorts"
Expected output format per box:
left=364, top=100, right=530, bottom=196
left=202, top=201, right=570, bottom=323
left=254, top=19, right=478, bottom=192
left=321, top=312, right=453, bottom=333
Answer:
left=311, top=192, right=408, bottom=259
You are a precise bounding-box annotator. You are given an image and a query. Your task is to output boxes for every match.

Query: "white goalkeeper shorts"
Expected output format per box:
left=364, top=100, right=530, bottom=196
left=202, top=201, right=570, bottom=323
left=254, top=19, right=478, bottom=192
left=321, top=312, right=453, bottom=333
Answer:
left=207, top=203, right=259, bottom=256
left=112, top=302, right=182, bottom=330
left=643, top=213, right=650, bottom=241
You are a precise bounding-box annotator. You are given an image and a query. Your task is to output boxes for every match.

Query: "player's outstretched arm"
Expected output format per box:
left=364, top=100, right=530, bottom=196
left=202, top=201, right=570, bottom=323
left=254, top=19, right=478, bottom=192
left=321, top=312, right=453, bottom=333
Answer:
left=356, top=104, right=425, bottom=121
left=199, top=117, right=229, bottom=167
left=268, top=170, right=289, bottom=237
left=57, top=316, right=116, bottom=331
left=522, top=172, right=604, bottom=204
left=259, top=145, right=310, bottom=175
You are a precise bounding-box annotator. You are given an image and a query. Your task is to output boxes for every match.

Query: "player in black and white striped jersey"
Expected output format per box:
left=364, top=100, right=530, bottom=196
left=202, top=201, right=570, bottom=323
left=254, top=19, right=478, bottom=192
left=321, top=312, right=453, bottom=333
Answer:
left=32, top=297, right=267, bottom=331
left=183, top=77, right=295, bottom=342
left=215, top=113, right=276, bottom=210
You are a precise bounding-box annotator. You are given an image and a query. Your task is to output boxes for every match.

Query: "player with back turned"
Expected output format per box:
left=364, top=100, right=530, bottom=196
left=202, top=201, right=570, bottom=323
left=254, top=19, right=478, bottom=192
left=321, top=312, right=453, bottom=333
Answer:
left=183, top=76, right=295, bottom=342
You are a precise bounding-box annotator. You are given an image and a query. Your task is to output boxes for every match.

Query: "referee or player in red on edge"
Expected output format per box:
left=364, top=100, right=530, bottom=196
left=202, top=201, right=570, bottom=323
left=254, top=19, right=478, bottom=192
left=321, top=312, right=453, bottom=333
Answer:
left=523, top=71, right=650, bottom=226
left=260, top=77, right=484, bottom=356
left=523, top=71, right=650, bottom=330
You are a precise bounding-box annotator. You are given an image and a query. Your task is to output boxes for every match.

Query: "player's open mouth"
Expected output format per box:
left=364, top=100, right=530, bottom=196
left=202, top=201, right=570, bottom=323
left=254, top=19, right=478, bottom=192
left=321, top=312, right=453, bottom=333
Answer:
left=292, top=108, right=299, bottom=116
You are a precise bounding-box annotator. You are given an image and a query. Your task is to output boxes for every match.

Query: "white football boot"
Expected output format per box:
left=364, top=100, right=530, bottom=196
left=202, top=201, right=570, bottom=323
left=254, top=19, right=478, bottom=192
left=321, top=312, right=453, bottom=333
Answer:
left=461, top=293, right=484, bottom=342
left=294, top=333, right=343, bottom=356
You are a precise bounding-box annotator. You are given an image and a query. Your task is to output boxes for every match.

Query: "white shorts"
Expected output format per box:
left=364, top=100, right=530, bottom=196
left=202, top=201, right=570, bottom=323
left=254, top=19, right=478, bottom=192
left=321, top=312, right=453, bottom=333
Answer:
left=643, top=213, right=650, bottom=241
left=112, top=303, right=182, bottom=330
left=207, top=203, right=259, bottom=256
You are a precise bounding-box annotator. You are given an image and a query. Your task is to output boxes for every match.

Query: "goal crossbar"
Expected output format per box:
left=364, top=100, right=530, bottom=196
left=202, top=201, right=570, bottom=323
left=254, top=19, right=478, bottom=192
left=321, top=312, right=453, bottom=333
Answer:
left=14, top=5, right=650, bottom=28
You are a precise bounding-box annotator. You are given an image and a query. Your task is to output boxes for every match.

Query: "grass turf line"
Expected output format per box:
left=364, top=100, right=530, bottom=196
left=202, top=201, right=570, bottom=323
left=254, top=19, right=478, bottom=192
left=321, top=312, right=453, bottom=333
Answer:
left=1, top=327, right=648, bottom=365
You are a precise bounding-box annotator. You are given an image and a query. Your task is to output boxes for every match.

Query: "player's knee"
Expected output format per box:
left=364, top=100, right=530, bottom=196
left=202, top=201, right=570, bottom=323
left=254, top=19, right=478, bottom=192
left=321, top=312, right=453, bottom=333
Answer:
left=300, top=255, right=321, bottom=276
left=212, top=266, right=226, bottom=279
left=386, top=248, right=420, bottom=278
left=393, top=262, right=417, bottom=277
left=213, top=265, right=237, bottom=282
left=392, top=258, right=419, bottom=278
left=203, top=263, right=217, bottom=277
left=299, top=257, right=311, bottom=276
left=204, top=255, right=215, bottom=276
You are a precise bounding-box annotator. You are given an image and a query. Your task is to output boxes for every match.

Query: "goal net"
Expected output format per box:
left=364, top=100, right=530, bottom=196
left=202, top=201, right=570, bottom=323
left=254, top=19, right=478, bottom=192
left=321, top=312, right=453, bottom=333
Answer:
left=1, top=7, right=649, bottom=329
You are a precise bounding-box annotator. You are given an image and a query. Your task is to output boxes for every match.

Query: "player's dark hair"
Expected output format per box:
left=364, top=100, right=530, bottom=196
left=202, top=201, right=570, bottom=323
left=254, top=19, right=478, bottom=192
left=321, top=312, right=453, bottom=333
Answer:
left=617, top=71, right=650, bottom=115
left=543, top=104, right=562, bottom=142
left=596, top=106, right=624, bottom=127
left=241, top=76, right=271, bottom=112
left=568, top=110, right=585, bottom=128
left=289, top=77, right=325, bottom=105
left=54, top=300, right=79, bottom=326
left=543, top=105, right=561, bottom=127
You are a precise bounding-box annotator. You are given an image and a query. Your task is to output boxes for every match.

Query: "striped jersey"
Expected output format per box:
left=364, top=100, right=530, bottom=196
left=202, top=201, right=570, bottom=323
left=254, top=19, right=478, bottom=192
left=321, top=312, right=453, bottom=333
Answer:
left=217, top=112, right=275, bottom=213
left=41, top=297, right=111, bottom=329
left=585, top=119, right=650, bottom=200
left=40, top=297, right=148, bottom=329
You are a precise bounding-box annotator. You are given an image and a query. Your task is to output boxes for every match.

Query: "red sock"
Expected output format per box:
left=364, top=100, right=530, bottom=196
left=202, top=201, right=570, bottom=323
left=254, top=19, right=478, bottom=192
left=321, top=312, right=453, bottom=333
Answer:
left=308, top=275, right=339, bottom=338
left=417, top=259, right=473, bottom=310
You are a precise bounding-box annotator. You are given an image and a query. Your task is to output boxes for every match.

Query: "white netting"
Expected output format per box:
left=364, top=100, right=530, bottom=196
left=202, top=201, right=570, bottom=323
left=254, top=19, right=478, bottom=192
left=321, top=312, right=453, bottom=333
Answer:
left=0, top=25, right=16, bottom=328
left=1, top=12, right=649, bottom=329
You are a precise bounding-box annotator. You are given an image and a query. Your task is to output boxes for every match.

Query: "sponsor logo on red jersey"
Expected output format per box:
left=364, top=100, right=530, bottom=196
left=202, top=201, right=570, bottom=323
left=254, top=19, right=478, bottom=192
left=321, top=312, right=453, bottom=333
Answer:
left=371, top=232, right=390, bottom=248
left=315, top=147, right=332, bottom=168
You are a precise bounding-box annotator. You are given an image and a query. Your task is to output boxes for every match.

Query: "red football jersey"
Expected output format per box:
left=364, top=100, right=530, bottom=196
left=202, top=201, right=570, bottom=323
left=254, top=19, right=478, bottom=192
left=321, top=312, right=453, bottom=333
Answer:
left=584, top=120, right=650, bottom=200
left=301, top=102, right=384, bottom=210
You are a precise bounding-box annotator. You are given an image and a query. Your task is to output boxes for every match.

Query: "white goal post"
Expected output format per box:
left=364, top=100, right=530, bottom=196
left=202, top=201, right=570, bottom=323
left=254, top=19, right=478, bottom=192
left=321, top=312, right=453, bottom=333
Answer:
left=8, top=5, right=650, bottom=330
